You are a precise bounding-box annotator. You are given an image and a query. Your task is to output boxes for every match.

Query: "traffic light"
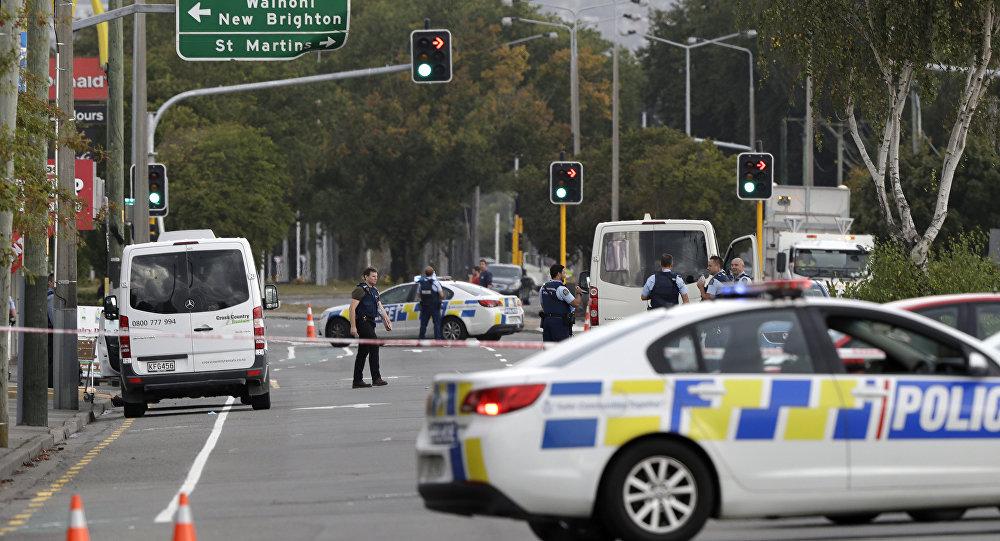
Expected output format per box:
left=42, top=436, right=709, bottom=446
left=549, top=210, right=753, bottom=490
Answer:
left=148, top=163, right=168, bottom=216
left=411, top=29, right=452, bottom=83
left=736, top=152, right=774, bottom=200
left=549, top=161, right=583, bottom=205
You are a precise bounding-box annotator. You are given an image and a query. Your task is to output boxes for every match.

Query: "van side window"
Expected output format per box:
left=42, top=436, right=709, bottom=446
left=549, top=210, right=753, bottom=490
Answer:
left=130, top=253, right=188, bottom=314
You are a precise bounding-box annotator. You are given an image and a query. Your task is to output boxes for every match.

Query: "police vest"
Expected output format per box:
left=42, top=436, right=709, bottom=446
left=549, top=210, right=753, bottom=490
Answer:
left=736, top=272, right=752, bottom=284
left=649, top=271, right=680, bottom=308
left=418, top=277, right=441, bottom=308
left=357, top=283, right=379, bottom=318
left=540, top=280, right=572, bottom=316
left=709, top=271, right=732, bottom=287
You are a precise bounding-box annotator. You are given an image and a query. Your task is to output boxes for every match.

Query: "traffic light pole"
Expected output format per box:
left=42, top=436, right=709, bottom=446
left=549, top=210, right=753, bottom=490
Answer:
left=559, top=205, right=566, bottom=268
left=756, top=201, right=764, bottom=276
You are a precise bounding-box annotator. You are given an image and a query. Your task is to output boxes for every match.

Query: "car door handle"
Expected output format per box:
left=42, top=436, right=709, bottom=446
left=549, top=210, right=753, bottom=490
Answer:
left=852, top=386, right=889, bottom=400
left=688, top=383, right=726, bottom=398
left=194, top=325, right=213, bottom=332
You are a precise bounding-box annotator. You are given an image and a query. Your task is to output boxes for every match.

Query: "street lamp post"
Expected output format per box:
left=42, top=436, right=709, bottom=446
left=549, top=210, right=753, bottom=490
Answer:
left=687, top=36, right=756, bottom=148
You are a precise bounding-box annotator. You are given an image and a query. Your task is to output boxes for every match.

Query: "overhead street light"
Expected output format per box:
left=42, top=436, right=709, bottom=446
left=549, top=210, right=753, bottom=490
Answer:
left=686, top=31, right=758, bottom=146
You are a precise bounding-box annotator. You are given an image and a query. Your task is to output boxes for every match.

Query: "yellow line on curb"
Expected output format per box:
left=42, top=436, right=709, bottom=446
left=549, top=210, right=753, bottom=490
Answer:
left=0, top=418, right=134, bottom=537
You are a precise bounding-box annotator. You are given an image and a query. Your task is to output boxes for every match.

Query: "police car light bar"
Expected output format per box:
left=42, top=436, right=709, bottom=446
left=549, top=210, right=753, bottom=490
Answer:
left=716, top=279, right=812, bottom=300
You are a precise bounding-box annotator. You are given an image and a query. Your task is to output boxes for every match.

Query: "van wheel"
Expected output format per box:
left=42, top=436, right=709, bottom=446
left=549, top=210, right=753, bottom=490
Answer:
left=908, top=508, right=966, bottom=522
left=123, top=403, right=146, bottom=418
left=600, top=440, right=713, bottom=541
left=239, top=387, right=251, bottom=405
left=327, top=317, right=351, bottom=346
left=825, top=513, right=879, bottom=525
left=441, top=317, right=467, bottom=341
left=250, top=391, right=271, bottom=410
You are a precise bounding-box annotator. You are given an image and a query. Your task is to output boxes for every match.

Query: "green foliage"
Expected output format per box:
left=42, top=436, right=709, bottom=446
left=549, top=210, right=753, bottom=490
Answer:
left=840, top=233, right=1000, bottom=303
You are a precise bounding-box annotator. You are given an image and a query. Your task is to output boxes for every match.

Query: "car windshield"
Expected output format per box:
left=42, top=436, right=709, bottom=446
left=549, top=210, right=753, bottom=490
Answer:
left=600, top=230, right=708, bottom=287
left=792, top=249, right=869, bottom=278
left=450, top=282, right=500, bottom=297
left=489, top=265, right=522, bottom=279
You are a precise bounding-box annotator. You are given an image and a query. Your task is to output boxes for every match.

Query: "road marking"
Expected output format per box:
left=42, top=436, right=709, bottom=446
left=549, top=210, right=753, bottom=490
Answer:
left=287, top=346, right=296, bottom=359
left=404, top=349, right=424, bottom=353
left=483, top=346, right=496, bottom=352
left=341, top=346, right=352, bottom=355
left=494, top=353, right=502, bottom=357
left=154, top=396, right=235, bottom=523
left=270, top=379, right=280, bottom=389
left=317, top=358, right=329, bottom=363
left=293, top=402, right=389, bottom=411
left=338, top=375, right=412, bottom=381
left=0, top=419, right=134, bottom=537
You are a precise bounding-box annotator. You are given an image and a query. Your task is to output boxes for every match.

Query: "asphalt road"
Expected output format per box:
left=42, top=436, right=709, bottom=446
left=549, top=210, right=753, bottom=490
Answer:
left=3, top=329, right=1000, bottom=540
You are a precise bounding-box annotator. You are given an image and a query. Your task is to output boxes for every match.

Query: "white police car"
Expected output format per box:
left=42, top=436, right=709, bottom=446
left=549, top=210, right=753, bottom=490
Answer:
left=417, top=281, right=1000, bottom=541
left=319, top=280, right=524, bottom=341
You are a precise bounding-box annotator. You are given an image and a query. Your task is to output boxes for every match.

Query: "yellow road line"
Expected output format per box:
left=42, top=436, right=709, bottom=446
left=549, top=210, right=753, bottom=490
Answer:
left=0, top=418, right=134, bottom=537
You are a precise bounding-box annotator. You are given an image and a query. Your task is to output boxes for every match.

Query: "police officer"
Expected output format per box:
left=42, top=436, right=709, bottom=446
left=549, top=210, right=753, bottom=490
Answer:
left=539, top=264, right=582, bottom=342
left=478, top=259, right=493, bottom=290
left=349, top=267, right=392, bottom=388
left=641, top=254, right=690, bottom=308
left=730, top=257, right=753, bottom=285
left=697, top=255, right=732, bottom=301
left=417, top=266, right=445, bottom=340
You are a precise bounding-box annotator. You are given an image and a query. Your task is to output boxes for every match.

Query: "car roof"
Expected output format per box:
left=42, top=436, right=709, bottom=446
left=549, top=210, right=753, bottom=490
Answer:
left=887, top=293, right=1000, bottom=310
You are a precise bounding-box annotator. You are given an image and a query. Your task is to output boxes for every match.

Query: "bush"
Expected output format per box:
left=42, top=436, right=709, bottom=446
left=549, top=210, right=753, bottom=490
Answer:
left=839, top=233, right=1000, bottom=303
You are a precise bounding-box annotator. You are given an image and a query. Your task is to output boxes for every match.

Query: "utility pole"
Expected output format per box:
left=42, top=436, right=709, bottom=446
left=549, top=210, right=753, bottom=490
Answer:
left=107, top=0, right=125, bottom=287
left=0, top=0, right=24, bottom=447
left=21, top=0, right=52, bottom=427
left=54, top=0, right=78, bottom=411
left=611, top=14, right=620, bottom=222
left=131, top=0, right=149, bottom=243
left=472, top=185, right=480, bottom=264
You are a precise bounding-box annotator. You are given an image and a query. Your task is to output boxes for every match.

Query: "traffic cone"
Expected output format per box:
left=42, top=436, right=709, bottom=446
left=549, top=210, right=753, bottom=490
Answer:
left=66, top=494, right=90, bottom=541
left=305, top=303, right=317, bottom=339
left=172, top=493, right=197, bottom=541
left=583, top=316, right=591, bottom=332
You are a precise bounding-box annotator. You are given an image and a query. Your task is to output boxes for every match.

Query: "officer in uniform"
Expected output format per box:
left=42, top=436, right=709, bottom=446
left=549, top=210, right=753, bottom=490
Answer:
left=417, top=266, right=445, bottom=340
left=730, top=257, right=753, bottom=285
left=641, top=253, right=690, bottom=308
left=539, top=264, right=582, bottom=342
left=350, top=267, right=392, bottom=388
left=478, top=259, right=493, bottom=290
left=697, top=255, right=732, bottom=301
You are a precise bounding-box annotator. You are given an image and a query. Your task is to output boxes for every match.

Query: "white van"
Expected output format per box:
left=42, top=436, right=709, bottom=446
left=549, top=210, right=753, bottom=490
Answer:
left=585, top=215, right=759, bottom=327
left=102, top=231, right=279, bottom=418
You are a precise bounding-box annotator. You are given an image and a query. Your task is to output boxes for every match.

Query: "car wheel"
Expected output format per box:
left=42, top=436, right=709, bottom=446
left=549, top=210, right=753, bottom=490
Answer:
left=600, top=440, right=713, bottom=541
left=327, top=317, right=351, bottom=346
left=441, top=317, right=467, bottom=341
left=250, top=391, right=271, bottom=410
left=528, top=519, right=610, bottom=541
left=908, top=508, right=966, bottom=522
left=825, top=513, right=879, bottom=525
left=123, top=402, right=146, bottom=418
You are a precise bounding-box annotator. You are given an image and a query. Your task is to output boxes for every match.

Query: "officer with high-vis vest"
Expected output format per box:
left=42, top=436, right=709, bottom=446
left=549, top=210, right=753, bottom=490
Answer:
left=417, top=266, right=445, bottom=340
left=640, top=253, right=690, bottom=309
left=730, top=257, right=753, bottom=285
left=697, top=255, right=732, bottom=301
left=350, top=267, right=392, bottom=389
left=539, top=264, right=583, bottom=342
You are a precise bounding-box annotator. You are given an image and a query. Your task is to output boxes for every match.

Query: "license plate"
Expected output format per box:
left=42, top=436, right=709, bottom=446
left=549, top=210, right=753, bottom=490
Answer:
left=146, top=361, right=175, bottom=373
left=507, top=316, right=521, bottom=325
left=503, top=307, right=520, bottom=315
left=429, top=422, right=457, bottom=445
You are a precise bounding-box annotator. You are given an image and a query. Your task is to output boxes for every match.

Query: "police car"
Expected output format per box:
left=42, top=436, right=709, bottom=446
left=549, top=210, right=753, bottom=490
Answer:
left=319, top=280, right=524, bottom=341
left=417, top=281, right=1000, bottom=541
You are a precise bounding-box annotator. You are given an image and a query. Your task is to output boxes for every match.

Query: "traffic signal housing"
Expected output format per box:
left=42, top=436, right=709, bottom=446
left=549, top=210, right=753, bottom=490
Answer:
left=737, top=152, right=774, bottom=200
left=549, top=161, right=583, bottom=205
left=411, top=29, right=452, bottom=83
left=148, top=163, right=168, bottom=217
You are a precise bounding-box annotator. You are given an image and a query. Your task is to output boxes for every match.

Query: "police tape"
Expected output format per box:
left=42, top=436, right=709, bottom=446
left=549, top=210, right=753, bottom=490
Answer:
left=0, top=324, right=552, bottom=350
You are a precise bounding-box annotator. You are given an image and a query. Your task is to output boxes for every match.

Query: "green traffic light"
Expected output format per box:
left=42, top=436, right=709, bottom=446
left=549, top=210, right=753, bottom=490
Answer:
left=555, top=187, right=567, bottom=199
left=149, top=192, right=161, bottom=205
left=743, top=181, right=755, bottom=194
left=417, top=63, right=433, bottom=78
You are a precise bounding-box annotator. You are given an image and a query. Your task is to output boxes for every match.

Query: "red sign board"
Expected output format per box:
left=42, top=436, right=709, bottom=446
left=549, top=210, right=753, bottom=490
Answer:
left=46, top=159, right=96, bottom=231
left=48, top=57, right=108, bottom=101
left=10, top=231, right=23, bottom=274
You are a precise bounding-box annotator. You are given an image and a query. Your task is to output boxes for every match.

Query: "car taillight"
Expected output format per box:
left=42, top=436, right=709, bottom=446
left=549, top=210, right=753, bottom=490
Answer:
left=478, top=299, right=502, bottom=308
left=119, top=316, right=131, bottom=359
left=588, top=286, right=599, bottom=327
left=460, top=384, right=546, bottom=416
left=253, top=306, right=265, bottom=352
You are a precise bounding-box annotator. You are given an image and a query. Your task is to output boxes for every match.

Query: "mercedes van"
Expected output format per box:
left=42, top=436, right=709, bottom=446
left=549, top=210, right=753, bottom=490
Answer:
left=102, top=231, right=279, bottom=418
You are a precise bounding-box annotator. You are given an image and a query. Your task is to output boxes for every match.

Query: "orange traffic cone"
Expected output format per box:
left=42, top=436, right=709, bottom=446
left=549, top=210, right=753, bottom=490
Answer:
left=172, top=493, right=197, bottom=541
left=583, top=316, right=591, bottom=332
left=66, top=494, right=90, bottom=541
left=305, top=303, right=317, bottom=339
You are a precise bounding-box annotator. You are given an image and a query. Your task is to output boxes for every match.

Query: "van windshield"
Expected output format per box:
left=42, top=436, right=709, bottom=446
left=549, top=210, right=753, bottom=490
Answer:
left=600, top=230, right=708, bottom=287
left=130, top=249, right=249, bottom=314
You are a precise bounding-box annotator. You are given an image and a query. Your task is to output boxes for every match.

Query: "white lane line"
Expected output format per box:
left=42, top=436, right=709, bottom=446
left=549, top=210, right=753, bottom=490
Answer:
left=317, top=358, right=329, bottom=363
left=287, top=346, right=296, bottom=359
left=494, top=353, right=503, bottom=357
left=338, top=375, right=413, bottom=381
left=341, top=347, right=352, bottom=355
left=483, top=346, right=496, bottom=352
left=293, top=402, right=389, bottom=411
left=273, top=368, right=282, bottom=372
left=154, top=396, right=236, bottom=523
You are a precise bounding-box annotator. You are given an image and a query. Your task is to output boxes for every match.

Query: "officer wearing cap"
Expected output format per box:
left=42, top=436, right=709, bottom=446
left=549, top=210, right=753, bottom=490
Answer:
left=697, top=255, right=731, bottom=301
left=539, top=264, right=582, bottom=342
left=641, top=253, right=690, bottom=309
left=417, top=266, right=445, bottom=340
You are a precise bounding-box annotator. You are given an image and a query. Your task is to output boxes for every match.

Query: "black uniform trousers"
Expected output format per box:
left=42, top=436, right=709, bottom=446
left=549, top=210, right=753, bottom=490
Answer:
left=541, top=316, right=572, bottom=342
left=353, top=316, right=382, bottom=383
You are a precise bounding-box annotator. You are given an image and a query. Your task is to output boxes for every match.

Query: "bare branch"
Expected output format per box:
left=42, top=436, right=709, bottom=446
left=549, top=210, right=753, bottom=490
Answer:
left=885, top=62, right=919, bottom=243
left=847, top=99, right=898, bottom=234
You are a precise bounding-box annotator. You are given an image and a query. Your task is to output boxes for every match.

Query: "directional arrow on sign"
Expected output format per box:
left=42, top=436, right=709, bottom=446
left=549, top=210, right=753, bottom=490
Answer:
left=566, top=168, right=577, bottom=179
left=432, top=36, right=445, bottom=49
left=320, top=35, right=337, bottom=47
left=187, top=2, right=212, bottom=22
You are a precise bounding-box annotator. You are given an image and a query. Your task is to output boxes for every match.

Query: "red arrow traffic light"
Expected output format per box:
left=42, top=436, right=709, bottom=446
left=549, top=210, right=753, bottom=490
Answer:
left=432, top=36, right=445, bottom=50
left=756, top=160, right=767, bottom=171
left=566, top=168, right=577, bottom=179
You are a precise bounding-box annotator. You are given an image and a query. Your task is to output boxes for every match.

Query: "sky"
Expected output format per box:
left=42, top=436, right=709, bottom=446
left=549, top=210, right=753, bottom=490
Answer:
left=520, top=0, right=678, bottom=50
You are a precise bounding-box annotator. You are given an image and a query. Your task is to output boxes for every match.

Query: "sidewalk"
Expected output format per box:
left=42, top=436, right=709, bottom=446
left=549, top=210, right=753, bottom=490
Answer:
left=0, top=387, right=114, bottom=480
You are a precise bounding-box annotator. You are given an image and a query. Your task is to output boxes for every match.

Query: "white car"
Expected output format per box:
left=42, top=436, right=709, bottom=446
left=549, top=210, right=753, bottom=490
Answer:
left=319, top=280, right=524, bottom=341
left=416, top=282, right=1000, bottom=541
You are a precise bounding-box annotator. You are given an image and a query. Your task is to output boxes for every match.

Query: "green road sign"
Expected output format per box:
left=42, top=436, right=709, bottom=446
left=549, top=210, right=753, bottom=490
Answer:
left=176, top=0, right=349, bottom=61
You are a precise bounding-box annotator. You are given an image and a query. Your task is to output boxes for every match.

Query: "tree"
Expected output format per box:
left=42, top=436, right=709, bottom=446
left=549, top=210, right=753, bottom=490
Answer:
left=157, top=123, right=295, bottom=254
left=756, top=0, right=1000, bottom=267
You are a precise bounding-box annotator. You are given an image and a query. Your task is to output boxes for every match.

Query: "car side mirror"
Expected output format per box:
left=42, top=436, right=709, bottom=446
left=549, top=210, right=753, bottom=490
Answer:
left=969, top=352, right=991, bottom=377
left=263, top=284, right=280, bottom=310
left=776, top=252, right=787, bottom=274
left=103, top=295, right=119, bottom=320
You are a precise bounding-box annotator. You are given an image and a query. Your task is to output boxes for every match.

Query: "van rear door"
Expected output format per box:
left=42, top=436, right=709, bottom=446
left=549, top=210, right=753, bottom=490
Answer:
left=186, top=244, right=256, bottom=372
left=127, top=249, right=194, bottom=375
left=724, top=235, right=760, bottom=281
